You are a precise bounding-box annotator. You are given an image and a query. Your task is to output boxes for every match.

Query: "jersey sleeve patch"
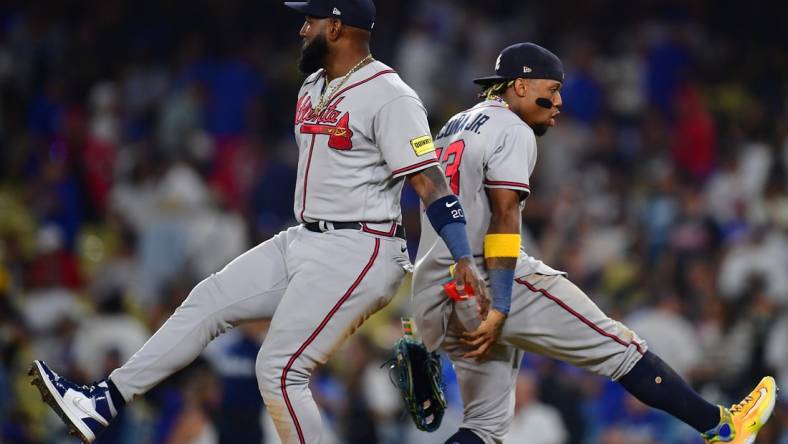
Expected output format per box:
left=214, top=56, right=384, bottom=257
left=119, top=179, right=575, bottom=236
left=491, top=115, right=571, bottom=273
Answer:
left=410, top=135, right=436, bottom=156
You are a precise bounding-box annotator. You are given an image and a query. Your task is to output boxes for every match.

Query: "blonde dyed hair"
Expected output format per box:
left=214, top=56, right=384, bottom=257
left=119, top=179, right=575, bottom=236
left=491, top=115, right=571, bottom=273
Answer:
left=478, top=80, right=515, bottom=100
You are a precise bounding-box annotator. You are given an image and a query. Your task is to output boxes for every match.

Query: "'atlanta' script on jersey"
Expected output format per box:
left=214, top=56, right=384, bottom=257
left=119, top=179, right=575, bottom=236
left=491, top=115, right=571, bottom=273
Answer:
left=295, top=95, right=353, bottom=150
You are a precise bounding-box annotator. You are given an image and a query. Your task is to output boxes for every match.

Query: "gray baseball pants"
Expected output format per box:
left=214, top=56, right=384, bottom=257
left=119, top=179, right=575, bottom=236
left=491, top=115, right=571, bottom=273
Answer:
left=110, top=225, right=410, bottom=444
left=429, top=273, right=647, bottom=444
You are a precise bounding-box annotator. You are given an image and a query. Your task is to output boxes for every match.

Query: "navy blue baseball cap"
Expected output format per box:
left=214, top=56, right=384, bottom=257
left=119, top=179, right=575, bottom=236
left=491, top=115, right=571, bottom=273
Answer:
left=473, top=42, right=564, bottom=85
left=285, top=0, right=376, bottom=31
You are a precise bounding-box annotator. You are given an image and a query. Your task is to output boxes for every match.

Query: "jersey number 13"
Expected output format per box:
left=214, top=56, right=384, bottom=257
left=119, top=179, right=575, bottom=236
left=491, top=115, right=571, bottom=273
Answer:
left=435, top=140, right=466, bottom=195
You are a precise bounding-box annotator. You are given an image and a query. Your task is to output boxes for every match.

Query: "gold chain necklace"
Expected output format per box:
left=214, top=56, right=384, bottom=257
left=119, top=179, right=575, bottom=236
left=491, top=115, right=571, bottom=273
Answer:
left=488, top=95, right=509, bottom=108
left=314, top=54, right=373, bottom=116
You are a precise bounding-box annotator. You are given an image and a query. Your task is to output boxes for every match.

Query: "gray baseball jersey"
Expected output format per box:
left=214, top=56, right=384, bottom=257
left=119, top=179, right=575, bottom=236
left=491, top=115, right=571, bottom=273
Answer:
left=294, top=60, right=439, bottom=223
left=412, top=100, right=646, bottom=444
left=110, top=61, right=434, bottom=444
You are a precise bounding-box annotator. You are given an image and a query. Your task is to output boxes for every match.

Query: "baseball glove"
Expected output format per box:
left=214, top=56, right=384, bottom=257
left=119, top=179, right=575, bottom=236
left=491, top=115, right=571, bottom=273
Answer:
left=384, top=336, right=447, bottom=432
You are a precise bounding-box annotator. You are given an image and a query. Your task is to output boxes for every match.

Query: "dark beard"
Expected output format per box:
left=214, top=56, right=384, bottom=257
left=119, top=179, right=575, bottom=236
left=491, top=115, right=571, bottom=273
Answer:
left=299, top=34, right=329, bottom=74
left=530, top=123, right=549, bottom=137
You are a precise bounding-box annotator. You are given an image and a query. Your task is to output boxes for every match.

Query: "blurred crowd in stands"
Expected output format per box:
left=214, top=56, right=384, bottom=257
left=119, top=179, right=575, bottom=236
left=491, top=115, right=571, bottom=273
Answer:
left=1, top=0, right=787, bottom=443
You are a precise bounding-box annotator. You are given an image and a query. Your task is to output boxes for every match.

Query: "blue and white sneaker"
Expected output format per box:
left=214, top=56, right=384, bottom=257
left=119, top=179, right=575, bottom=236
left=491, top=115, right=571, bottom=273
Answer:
left=28, top=360, right=119, bottom=443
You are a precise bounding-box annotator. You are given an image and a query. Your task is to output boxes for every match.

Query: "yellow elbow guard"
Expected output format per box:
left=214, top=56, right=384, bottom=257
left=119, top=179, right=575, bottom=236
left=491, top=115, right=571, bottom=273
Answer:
left=484, top=234, right=521, bottom=258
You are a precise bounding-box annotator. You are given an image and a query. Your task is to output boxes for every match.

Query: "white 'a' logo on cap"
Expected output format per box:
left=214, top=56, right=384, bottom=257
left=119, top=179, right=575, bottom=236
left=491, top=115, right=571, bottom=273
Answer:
left=495, top=54, right=502, bottom=71
left=333, top=7, right=341, bottom=15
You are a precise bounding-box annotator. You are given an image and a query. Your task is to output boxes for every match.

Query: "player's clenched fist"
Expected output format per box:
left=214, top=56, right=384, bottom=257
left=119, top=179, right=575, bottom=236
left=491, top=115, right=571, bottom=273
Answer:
left=452, top=257, right=491, bottom=319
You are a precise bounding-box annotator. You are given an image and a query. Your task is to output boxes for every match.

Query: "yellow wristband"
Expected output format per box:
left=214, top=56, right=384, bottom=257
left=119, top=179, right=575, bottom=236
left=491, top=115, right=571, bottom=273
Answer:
left=484, top=234, right=521, bottom=258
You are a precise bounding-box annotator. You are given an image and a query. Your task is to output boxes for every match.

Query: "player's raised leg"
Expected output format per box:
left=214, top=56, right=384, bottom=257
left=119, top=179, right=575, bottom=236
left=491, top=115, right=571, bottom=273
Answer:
left=505, top=273, right=779, bottom=444
left=255, top=230, right=408, bottom=444
left=29, top=226, right=296, bottom=443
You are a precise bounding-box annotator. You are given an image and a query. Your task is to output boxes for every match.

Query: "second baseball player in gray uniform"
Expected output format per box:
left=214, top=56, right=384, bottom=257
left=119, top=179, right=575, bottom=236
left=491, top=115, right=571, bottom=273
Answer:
left=28, top=2, right=489, bottom=444
left=413, top=43, right=778, bottom=444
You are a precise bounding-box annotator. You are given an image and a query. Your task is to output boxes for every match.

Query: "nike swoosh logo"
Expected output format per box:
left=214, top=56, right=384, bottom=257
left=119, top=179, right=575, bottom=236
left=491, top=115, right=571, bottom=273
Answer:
left=72, top=397, right=110, bottom=426
left=744, top=388, right=768, bottom=417
left=445, top=201, right=459, bottom=208
left=401, top=246, right=408, bottom=253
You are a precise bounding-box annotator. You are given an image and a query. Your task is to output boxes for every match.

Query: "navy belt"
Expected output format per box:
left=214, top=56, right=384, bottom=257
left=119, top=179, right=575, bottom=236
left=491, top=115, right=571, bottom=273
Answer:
left=303, top=221, right=405, bottom=240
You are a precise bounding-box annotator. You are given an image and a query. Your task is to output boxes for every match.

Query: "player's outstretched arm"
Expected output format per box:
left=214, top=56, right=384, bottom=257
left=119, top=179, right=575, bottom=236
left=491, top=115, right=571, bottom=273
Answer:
left=407, top=166, right=489, bottom=304
left=462, top=187, right=521, bottom=361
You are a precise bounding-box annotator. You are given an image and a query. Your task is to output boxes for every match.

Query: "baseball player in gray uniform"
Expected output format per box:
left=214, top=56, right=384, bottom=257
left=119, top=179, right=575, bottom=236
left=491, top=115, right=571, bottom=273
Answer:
left=28, top=2, right=489, bottom=443
left=413, top=43, right=778, bottom=444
